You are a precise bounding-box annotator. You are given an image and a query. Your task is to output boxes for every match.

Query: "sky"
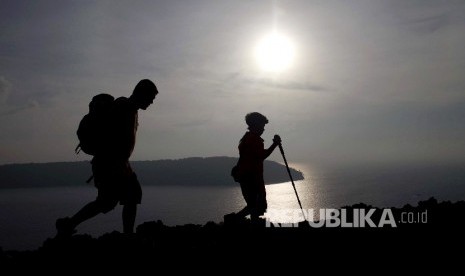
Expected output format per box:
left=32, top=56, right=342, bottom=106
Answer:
left=1, top=0, right=465, bottom=167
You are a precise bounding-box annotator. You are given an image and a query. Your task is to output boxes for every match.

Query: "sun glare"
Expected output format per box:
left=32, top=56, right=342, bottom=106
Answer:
left=255, top=32, right=295, bottom=72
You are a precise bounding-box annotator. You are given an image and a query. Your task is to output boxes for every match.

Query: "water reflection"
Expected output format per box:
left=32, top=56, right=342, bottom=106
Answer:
left=265, top=162, right=322, bottom=223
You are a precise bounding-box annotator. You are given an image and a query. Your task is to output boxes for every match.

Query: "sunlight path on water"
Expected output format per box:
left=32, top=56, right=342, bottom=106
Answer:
left=265, top=163, right=323, bottom=223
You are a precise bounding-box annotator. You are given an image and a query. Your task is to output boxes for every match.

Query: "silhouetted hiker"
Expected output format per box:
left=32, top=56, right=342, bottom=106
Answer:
left=226, top=112, right=281, bottom=224
left=56, top=79, right=158, bottom=237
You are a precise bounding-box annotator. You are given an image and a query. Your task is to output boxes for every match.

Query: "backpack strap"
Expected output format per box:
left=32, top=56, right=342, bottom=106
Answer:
left=75, top=143, right=82, bottom=154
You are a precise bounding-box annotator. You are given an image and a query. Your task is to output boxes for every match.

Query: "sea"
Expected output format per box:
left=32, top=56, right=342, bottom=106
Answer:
left=1, top=162, right=464, bottom=251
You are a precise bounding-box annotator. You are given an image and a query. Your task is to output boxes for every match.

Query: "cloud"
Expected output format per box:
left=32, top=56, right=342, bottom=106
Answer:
left=0, top=76, right=39, bottom=116
left=0, top=100, right=39, bottom=116
left=251, top=78, right=329, bottom=92
left=387, top=1, right=464, bottom=35
left=408, top=14, right=451, bottom=34
left=229, top=73, right=330, bottom=92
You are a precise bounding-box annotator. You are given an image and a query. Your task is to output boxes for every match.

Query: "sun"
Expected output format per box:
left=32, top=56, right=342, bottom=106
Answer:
left=255, top=32, right=295, bottom=72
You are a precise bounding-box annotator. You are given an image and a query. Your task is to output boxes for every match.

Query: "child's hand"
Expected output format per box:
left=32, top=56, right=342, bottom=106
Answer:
left=273, top=135, right=282, bottom=145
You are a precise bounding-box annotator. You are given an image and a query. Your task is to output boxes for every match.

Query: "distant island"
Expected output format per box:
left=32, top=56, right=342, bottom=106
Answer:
left=0, top=156, right=304, bottom=189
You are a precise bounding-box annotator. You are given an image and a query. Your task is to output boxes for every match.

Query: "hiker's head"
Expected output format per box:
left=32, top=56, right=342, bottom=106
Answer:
left=245, top=112, right=268, bottom=135
left=131, top=79, right=158, bottom=110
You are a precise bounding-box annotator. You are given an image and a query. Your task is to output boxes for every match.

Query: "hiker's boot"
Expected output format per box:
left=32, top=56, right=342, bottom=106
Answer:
left=251, top=217, right=266, bottom=228
left=224, top=212, right=242, bottom=226
left=55, top=217, right=76, bottom=238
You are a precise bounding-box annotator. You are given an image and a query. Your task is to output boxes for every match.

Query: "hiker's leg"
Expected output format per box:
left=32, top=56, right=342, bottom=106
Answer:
left=122, top=171, right=141, bottom=234
left=251, top=214, right=260, bottom=222
left=56, top=200, right=108, bottom=236
left=236, top=206, right=250, bottom=218
left=69, top=200, right=106, bottom=228
left=123, top=204, right=137, bottom=234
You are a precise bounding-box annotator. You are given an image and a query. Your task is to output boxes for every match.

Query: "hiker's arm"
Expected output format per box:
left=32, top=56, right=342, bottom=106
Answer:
left=120, top=119, right=136, bottom=160
left=112, top=105, right=136, bottom=160
left=263, top=135, right=281, bottom=159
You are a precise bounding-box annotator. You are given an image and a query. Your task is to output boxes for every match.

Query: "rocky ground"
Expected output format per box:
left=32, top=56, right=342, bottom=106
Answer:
left=1, top=197, right=463, bottom=269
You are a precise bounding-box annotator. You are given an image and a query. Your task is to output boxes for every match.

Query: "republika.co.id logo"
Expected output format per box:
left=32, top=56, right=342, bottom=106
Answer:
left=265, top=208, right=428, bottom=228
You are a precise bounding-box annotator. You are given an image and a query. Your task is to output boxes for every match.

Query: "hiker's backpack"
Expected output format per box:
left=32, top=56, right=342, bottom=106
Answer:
left=75, top=93, right=115, bottom=156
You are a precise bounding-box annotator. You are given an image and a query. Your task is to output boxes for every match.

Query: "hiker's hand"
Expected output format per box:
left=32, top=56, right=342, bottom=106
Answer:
left=273, top=135, right=281, bottom=145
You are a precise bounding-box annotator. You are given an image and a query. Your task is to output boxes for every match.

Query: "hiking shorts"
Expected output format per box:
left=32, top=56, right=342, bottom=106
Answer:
left=92, top=160, right=142, bottom=212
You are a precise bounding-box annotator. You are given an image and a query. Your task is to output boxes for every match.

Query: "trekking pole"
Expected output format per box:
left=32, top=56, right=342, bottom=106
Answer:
left=278, top=142, right=308, bottom=222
